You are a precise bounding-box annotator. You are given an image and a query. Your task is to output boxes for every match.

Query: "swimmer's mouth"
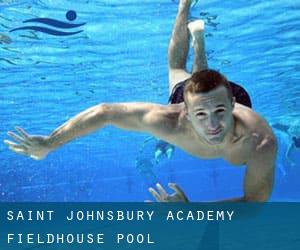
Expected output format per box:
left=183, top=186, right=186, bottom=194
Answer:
left=207, top=127, right=222, bottom=135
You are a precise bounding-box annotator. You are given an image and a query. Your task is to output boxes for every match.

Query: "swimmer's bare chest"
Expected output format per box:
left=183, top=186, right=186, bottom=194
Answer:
left=173, top=133, right=252, bottom=166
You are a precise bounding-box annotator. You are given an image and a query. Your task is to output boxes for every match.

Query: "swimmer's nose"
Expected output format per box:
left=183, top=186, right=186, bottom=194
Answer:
left=207, top=116, right=219, bottom=130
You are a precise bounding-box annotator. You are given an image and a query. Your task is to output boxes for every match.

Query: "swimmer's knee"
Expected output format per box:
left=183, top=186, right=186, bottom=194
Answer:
left=168, top=69, right=191, bottom=93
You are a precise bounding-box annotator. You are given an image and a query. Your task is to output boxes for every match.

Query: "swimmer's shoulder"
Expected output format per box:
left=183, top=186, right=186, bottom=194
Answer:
left=148, top=103, right=185, bottom=131
left=233, top=103, right=275, bottom=145
left=164, top=103, right=188, bottom=130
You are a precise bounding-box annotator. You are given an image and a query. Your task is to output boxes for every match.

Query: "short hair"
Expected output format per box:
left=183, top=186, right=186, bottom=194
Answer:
left=183, top=69, right=233, bottom=105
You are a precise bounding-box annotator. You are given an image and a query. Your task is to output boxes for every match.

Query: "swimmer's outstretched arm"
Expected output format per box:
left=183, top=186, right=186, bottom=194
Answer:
left=4, top=103, right=177, bottom=160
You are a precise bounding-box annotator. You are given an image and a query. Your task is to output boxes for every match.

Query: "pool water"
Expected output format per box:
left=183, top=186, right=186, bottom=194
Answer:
left=0, top=0, right=299, bottom=201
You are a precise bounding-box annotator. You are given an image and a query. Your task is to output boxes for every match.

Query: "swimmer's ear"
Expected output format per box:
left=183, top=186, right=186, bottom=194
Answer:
left=183, top=106, right=190, bottom=120
left=231, top=97, right=236, bottom=108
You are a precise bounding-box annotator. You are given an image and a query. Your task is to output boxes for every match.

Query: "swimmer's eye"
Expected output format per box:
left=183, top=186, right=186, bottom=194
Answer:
left=196, top=112, right=207, bottom=117
left=215, top=109, right=225, bottom=114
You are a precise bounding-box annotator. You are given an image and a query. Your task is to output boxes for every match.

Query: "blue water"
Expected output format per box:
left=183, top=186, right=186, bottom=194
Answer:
left=0, top=0, right=299, bottom=201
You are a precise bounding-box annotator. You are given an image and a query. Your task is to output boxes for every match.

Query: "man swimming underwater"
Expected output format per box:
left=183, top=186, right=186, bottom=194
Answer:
left=4, top=0, right=277, bottom=202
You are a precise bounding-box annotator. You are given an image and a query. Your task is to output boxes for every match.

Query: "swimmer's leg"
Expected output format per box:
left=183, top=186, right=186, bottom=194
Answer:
left=168, top=0, right=192, bottom=95
left=188, top=19, right=208, bottom=73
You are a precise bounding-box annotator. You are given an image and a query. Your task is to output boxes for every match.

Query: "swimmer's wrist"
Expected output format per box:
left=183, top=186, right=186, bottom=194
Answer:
left=45, top=104, right=109, bottom=150
left=44, top=135, right=56, bottom=151
left=46, top=134, right=64, bottom=151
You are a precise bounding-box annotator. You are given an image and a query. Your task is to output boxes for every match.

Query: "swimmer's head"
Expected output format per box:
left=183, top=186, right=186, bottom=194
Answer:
left=183, top=69, right=235, bottom=145
left=292, top=136, right=300, bottom=148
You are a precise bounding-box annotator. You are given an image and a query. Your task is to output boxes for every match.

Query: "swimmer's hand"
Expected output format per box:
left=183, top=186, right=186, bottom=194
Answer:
left=147, top=183, right=189, bottom=202
left=4, top=127, right=51, bottom=160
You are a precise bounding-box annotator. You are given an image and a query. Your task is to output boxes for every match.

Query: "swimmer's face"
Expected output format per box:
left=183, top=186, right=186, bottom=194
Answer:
left=185, top=86, right=234, bottom=145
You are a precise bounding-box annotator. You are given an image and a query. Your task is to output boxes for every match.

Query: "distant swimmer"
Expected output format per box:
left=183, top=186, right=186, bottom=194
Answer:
left=154, top=140, right=175, bottom=164
left=138, top=136, right=174, bottom=164
left=135, top=158, right=158, bottom=187
left=4, top=0, right=277, bottom=202
left=135, top=137, right=160, bottom=186
left=273, top=128, right=290, bottom=177
left=273, top=120, right=300, bottom=168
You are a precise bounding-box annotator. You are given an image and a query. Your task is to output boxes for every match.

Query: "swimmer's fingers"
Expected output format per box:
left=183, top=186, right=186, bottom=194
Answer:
left=168, top=183, right=188, bottom=202
left=15, top=127, right=31, bottom=141
left=148, top=187, right=162, bottom=202
left=156, top=183, right=168, bottom=199
left=7, top=131, right=30, bottom=146
left=4, top=140, right=27, bottom=155
left=168, top=183, right=184, bottom=195
left=4, top=139, right=25, bottom=149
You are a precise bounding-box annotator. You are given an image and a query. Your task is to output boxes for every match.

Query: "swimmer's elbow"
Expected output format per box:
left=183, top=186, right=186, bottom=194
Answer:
left=76, top=103, right=111, bottom=127
left=92, top=103, right=120, bottom=125
left=256, top=134, right=277, bottom=158
left=98, top=103, right=113, bottom=123
left=99, top=103, right=152, bottom=131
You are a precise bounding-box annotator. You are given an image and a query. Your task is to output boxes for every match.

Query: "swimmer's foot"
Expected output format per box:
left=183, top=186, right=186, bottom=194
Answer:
left=154, top=149, right=163, bottom=165
left=179, top=0, right=192, bottom=8
left=188, top=20, right=205, bottom=47
left=178, top=0, right=199, bottom=8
